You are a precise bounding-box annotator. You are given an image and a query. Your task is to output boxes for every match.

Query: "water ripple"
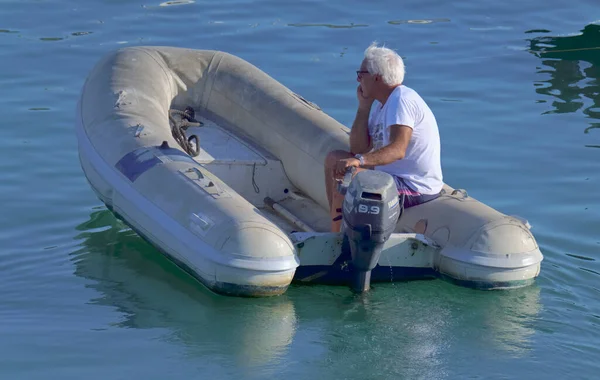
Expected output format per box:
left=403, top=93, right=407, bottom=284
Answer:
left=388, top=18, right=450, bottom=25
left=287, top=23, right=368, bottom=29
left=159, top=0, right=195, bottom=6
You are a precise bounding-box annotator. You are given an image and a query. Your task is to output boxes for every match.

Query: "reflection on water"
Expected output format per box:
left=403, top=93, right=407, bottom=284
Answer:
left=71, top=210, right=297, bottom=369
left=71, top=209, right=542, bottom=375
left=287, top=282, right=541, bottom=379
left=528, top=23, right=600, bottom=145
left=478, top=287, right=542, bottom=355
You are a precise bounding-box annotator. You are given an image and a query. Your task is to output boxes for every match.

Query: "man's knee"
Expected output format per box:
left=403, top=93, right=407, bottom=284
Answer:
left=325, top=150, right=353, bottom=169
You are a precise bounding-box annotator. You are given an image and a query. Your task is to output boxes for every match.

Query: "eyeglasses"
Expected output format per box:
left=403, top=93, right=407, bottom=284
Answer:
left=356, top=70, right=369, bottom=80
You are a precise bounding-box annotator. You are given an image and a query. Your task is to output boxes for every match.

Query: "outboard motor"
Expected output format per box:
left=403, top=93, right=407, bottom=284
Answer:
left=339, top=169, right=402, bottom=292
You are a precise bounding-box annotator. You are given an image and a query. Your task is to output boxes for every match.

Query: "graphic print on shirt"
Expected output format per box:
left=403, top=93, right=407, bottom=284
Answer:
left=372, top=122, right=386, bottom=150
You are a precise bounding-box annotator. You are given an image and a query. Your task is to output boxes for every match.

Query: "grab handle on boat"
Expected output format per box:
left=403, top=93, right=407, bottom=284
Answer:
left=291, top=92, right=321, bottom=111
left=451, top=189, right=468, bottom=198
left=264, top=197, right=315, bottom=233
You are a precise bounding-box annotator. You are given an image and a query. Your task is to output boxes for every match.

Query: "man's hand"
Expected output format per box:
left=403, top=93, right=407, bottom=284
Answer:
left=356, top=85, right=374, bottom=110
left=335, top=157, right=361, bottom=178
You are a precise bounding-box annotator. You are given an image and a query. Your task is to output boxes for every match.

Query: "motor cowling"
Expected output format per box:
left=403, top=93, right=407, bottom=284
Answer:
left=341, top=170, right=401, bottom=292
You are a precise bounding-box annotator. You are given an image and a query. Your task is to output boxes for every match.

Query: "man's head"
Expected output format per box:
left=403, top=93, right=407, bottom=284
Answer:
left=356, top=42, right=405, bottom=99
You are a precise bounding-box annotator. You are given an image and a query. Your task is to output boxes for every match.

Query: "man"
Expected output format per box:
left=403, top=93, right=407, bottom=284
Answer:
left=324, top=42, right=443, bottom=232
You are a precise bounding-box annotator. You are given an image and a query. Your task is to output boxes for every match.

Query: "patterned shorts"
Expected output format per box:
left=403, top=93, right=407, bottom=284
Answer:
left=393, top=176, right=441, bottom=209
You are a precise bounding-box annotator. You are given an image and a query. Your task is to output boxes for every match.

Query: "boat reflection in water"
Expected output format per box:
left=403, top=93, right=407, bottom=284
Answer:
left=72, top=209, right=541, bottom=374
left=71, top=209, right=298, bottom=369
left=290, top=279, right=541, bottom=375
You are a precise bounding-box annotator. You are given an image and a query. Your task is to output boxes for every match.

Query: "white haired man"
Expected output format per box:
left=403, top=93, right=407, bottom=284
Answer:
left=324, top=42, right=443, bottom=232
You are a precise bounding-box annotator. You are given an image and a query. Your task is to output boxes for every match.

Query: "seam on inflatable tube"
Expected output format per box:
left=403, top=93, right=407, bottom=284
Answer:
left=199, top=51, right=222, bottom=112
left=131, top=47, right=175, bottom=100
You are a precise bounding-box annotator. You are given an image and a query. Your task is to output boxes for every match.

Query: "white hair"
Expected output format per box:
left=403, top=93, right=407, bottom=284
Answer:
left=364, top=42, right=405, bottom=85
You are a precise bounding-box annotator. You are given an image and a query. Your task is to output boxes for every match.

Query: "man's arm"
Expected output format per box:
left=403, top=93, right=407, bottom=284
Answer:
left=334, top=125, right=412, bottom=177
left=361, top=125, right=411, bottom=166
left=349, top=107, right=372, bottom=154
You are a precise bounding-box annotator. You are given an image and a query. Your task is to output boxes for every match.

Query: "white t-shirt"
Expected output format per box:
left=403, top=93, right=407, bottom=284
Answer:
left=368, top=85, right=443, bottom=195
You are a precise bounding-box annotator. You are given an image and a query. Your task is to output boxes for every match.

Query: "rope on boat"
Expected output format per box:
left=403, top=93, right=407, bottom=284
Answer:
left=169, top=106, right=203, bottom=157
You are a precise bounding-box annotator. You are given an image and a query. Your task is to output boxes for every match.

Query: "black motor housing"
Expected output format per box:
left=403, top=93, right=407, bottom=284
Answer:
left=341, top=170, right=401, bottom=292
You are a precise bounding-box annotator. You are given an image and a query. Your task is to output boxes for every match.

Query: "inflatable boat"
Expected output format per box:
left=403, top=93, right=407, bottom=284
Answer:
left=75, top=46, right=543, bottom=297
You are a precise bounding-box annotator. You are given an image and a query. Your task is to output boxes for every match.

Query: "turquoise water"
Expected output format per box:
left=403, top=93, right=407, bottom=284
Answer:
left=1, top=0, right=599, bottom=378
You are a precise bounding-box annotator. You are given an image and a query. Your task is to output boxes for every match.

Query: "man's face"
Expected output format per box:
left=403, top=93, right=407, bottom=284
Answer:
left=356, top=59, right=375, bottom=98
